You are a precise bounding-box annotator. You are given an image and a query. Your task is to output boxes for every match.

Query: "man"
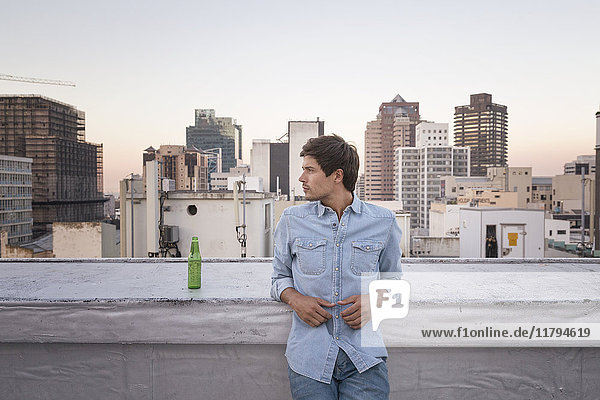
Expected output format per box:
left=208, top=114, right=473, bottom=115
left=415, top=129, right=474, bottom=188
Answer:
left=271, top=134, right=402, bottom=399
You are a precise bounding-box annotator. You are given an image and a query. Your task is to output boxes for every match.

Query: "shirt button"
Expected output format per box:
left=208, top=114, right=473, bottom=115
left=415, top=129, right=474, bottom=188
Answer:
left=336, top=336, right=339, bottom=340
left=335, top=292, right=338, bottom=296
left=336, top=315, right=339, bottom=319
left=335, top=267, right=339, bottom=271
left=341, top=223, right=345, bottom=226
left=336, top=243, right=340, bottom=247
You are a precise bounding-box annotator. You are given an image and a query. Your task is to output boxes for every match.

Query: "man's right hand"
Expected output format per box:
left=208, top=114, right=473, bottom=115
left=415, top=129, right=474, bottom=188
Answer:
left=281, top=288, right=334, bottom=327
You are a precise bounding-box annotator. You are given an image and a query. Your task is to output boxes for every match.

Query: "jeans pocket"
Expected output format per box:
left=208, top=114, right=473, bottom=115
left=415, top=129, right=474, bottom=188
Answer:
left=351, top=240, right=383, bottom=275
left=295, top=238, right=327, bottom=275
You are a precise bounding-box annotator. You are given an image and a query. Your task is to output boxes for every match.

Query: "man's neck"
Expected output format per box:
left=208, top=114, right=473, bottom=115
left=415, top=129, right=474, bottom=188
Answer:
left=321, top=190, right=354, bottom=221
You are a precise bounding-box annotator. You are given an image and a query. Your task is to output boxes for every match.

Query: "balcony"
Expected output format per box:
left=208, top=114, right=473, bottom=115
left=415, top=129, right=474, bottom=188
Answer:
left=1, top=258, right=599, bottom=399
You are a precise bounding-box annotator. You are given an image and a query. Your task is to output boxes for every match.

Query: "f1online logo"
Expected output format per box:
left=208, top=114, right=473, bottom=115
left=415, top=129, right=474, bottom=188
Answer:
left=369, top=280, right=411, bottom=331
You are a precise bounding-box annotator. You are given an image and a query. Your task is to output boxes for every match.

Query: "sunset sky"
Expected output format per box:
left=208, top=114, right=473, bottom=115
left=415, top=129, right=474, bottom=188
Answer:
left=2, top=0, right=598, bottom=192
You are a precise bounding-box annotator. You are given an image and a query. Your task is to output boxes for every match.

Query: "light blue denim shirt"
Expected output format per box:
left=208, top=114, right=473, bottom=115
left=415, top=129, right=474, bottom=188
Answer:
left=271, top=195, right=402, bottom=384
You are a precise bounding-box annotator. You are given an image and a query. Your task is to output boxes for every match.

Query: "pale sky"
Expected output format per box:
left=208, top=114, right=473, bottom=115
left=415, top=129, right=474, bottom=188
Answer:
left=2, top=0, right=598, bottom=192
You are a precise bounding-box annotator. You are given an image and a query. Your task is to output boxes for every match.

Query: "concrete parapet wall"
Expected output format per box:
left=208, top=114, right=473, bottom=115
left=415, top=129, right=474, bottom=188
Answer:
left=1, top=258, right=599, bottom=399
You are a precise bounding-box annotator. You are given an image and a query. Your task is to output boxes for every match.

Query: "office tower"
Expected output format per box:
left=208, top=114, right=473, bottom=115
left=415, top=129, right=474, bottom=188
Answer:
left=250, top=140, right=289, bottom=196
left=0, top=155, right=32, bottom=245
left=0, top=95, right=104, bottom=236
left=564, top=155, right=595, bottom=175
left=143, top=145, right=209, bottom=191
left=288, top=120, right=324, bottom=199
left=186, top=109, right=242, bottom=173
left=395, top=122, right=470, bottom=230
left=454, top=93, right=508, bottom=177
left=364, top=95, right=420, bottom=201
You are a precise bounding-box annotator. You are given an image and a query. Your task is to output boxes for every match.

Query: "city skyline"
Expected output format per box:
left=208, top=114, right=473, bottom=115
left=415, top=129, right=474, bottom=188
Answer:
left=1, top=0, right=598, bottom=192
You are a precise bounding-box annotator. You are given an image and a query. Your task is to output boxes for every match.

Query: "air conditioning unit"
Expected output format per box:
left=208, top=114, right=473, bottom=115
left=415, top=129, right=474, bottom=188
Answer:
left=161, top=225, right=179, bottom=243
left=162, top=178, right=176, bottom=192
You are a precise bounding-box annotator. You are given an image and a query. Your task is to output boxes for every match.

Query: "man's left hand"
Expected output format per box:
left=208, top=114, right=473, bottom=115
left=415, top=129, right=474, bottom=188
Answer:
left=337, top=294, right=370, bottom=330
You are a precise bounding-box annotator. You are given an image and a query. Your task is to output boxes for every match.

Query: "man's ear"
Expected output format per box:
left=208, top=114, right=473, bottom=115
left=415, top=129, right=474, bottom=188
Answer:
left=334, top=169, right=344, bottom=183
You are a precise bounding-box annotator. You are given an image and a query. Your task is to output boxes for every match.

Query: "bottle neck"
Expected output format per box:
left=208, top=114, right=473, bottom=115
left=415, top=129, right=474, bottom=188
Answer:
left=190, top=240, right=200, bottom=254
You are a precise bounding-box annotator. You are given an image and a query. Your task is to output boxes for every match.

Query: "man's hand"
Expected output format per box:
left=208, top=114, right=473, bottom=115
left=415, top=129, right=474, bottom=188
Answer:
left=338, top=294, right=371, bottom=330
left=281, top=288, right=334, bottom=327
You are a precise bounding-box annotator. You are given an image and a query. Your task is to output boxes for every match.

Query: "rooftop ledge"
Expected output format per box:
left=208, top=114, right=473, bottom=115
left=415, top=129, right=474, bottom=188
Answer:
left=1, top=258, right=599, bottom=347
left=2, top=258, right=600, bottom=399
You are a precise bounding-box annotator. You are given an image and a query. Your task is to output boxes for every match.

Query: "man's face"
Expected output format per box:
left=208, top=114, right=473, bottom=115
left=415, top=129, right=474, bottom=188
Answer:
left=298, top=156, right=336, bottom=201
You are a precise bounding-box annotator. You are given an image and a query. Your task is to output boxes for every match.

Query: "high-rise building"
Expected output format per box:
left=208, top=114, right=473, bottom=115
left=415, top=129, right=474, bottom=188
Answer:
left=143, top=145, right=209, bottom=191
left=395, top=122, right=470, bottom=230
left=0, top=95, right=104, bottom=235
left=0, top=155, right=33, bottom=245
left=364, top=95, right=420, bottom=201
left=288, top=120, right=324, bottom=199
left=454, top=93, right=508, bottom=177
left=186, top=109, right=242, bottom=173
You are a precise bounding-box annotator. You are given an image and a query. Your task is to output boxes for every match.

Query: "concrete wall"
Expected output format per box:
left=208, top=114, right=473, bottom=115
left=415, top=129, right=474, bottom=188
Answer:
left=412, top=236, right=459, bottom=257
left=0, top=230, right=34, bottom=258
left=53, top=222, right=118, bottom=258
left=2, top=258, right=600, bottom=399
left=430, top=203, right=462, bottom=237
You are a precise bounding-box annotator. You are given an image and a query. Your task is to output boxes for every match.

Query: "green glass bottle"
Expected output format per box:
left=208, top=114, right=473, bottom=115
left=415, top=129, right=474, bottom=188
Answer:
left=188, top=237, right=201, bottom=289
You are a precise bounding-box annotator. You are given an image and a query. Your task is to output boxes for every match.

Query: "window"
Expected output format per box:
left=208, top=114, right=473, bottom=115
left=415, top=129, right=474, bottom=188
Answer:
left=557, top=230, right=566, bottom=235
left=549, top=230, right=553, bottom=236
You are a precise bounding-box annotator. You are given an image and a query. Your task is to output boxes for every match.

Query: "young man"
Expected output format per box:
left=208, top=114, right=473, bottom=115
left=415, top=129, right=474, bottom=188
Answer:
left=271, top=134, right=402, bottom=399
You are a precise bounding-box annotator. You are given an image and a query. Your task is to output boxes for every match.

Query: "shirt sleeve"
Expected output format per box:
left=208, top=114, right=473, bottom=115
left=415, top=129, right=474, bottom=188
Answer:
left=378, top=216, right=403, bottom=278
left=270, top=213, right=295, bottom=301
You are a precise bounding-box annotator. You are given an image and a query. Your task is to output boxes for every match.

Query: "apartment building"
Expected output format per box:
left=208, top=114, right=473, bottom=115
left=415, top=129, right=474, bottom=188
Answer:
left=395, top=122, right=470, bottom=230
left=0, top=155, right=32, bottom=245
left=365, top=95, right=420, bottom=200
left=454, top=93, right=508, bottom=176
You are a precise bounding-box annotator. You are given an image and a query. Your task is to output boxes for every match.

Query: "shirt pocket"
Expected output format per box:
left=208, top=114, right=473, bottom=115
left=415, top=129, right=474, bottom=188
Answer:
left=351, top=240, right=384, bottom=275
left=295, top=238, right=327, bottom=275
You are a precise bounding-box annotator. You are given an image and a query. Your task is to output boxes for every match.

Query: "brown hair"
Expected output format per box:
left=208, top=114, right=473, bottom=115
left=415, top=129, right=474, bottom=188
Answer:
left=300, top=134, right=359, bottom=192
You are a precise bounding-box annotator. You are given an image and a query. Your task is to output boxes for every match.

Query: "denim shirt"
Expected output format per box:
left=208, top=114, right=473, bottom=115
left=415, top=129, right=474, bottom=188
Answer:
left=271, top=195, right=402, bottom=384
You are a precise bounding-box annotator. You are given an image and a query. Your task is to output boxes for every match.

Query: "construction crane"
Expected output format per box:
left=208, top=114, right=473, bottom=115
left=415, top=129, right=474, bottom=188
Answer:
left=0, top=73, right=76, bottom=87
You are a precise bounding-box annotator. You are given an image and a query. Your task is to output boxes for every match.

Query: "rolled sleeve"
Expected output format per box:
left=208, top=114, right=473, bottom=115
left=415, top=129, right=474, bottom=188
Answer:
left=271, top=213, right=295, bottom=301
left=378, top=216, right=403, bottom=278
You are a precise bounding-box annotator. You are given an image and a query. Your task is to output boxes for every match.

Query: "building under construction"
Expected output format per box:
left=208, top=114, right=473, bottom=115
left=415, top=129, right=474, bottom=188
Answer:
left=0, top=95, right=104, bottom=236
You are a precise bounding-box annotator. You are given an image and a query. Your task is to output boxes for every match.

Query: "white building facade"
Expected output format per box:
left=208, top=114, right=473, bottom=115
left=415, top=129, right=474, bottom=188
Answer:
left=395, top=122, right=470, bottom=231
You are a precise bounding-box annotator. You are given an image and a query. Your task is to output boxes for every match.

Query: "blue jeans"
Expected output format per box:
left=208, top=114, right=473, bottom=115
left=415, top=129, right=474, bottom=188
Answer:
left=288, top=349, right=389, bottom=400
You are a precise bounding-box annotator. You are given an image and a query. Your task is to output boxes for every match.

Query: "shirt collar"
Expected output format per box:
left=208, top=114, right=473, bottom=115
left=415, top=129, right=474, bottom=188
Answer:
left=317, top=194, right=362, bottom=217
